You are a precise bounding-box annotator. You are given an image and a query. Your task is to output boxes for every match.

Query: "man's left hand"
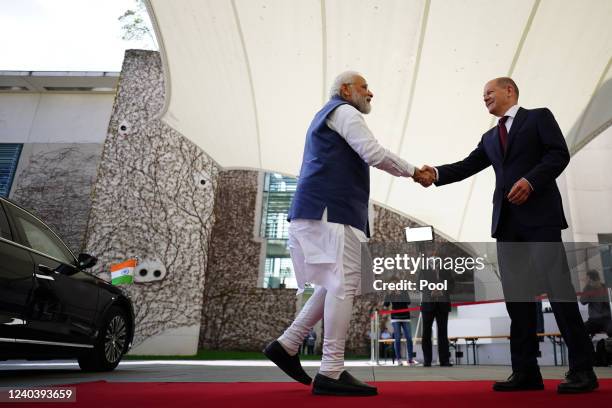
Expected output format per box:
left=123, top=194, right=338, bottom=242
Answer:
left=507, top=178, right=533, bottom=205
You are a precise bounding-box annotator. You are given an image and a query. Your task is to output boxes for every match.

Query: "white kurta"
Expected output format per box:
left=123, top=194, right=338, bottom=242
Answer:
left=289, top=212, right=367, bottom=299
left=289, top=103, right=416, bottom=299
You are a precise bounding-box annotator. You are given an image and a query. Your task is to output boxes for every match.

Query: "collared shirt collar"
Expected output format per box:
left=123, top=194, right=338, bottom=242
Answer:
left=503, top=104, right=520, bottom=119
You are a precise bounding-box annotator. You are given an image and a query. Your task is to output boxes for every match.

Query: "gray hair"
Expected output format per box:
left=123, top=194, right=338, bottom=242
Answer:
left=329, top=71, right=362, bottom=99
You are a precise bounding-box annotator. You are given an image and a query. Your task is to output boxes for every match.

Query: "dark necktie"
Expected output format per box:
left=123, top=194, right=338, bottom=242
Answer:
left=498, top=115, right=509, bottom=152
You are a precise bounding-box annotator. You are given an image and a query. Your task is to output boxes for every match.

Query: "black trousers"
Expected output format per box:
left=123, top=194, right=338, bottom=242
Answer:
left=496, top=207, right=593, bottom=372
left=421, top=306, right=450, bottom=365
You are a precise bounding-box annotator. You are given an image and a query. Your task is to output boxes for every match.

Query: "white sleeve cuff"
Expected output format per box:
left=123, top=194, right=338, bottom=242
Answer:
left=374, top=150, right=415, bottom=177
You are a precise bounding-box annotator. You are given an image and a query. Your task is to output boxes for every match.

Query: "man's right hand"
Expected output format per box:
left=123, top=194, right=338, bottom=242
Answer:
left=414, top=165, right=436, bottom=187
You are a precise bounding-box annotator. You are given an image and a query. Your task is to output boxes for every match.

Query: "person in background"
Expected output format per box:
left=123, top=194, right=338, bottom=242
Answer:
left=379, top=326, right=394, bottom=363
left=581, top=270, right=612, bottom=337
left=384, top=297, right=416, bottom=366
left=306, top=328, right=317, bottom=355
left=419, top=267, right=455, bottom=367
left=380, top=327, right=393, bottom=340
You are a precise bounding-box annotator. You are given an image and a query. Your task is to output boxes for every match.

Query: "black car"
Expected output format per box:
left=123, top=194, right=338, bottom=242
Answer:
left=0, top=196, right=134, bottom=371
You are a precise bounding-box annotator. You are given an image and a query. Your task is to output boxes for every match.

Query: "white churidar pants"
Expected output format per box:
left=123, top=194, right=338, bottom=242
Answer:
left=278, top=216, right=366, bottom=379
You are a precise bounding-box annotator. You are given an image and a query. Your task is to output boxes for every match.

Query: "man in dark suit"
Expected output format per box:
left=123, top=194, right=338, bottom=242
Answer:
left=415, top=77, right=597, bottom=393
left=419, top=267, right=455, bottom=367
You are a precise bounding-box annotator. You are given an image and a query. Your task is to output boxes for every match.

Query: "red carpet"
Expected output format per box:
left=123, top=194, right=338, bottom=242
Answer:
left=26, top=380, right=612, bottom=408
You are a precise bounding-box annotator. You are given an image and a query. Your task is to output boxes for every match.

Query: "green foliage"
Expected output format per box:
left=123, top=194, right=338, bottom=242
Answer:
left=118, top=0, right=157, bottom=49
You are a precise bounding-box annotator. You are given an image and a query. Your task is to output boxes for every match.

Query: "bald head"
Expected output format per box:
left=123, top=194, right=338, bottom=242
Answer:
left=483, top=77, right=519, bottom=117
left=495, top=77, right=519, bottom=98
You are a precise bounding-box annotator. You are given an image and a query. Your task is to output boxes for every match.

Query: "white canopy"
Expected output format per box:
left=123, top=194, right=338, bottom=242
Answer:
left=146, top=0, right=612, bottom=241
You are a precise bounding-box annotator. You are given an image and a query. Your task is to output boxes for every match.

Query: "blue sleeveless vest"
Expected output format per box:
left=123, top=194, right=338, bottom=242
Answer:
left=288, top=96, right=370, bottom=235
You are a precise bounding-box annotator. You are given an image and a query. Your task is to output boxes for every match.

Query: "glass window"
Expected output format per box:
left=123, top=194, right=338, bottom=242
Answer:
left=0, top=143, right=23, bottom=197
left=260, top=173, right=298, bottom=288
left=260, top=173, right=297, bottom=239
left=263, top=256, right=296, bottom=289
left=5, top=203, right=75, bottom=265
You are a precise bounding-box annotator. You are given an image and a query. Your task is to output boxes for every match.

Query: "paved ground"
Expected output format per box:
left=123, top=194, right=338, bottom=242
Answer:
left=1, top=360, right=611, bottom=388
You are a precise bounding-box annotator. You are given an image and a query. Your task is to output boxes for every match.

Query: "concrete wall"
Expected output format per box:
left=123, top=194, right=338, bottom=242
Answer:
left=0, top=92, right=113, bottom=144
left=0, top=81, right=115, bottom=254
left=565, top=126, right=612, bottom=242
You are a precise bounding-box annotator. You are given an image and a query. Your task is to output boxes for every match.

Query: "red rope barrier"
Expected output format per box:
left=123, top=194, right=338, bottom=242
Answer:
left=371, top=287, right=610, bottom=319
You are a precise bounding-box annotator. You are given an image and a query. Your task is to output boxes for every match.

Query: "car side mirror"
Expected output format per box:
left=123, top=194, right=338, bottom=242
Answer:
left=78, top=253, right=98, bottom=270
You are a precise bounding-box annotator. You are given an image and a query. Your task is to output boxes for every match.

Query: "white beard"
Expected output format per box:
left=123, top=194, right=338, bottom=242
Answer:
left=351, top=92, right=371, bottom=114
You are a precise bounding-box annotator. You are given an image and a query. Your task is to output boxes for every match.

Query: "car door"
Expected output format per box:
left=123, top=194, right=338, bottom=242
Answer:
left=3, top=200, right=100, bottom=347
left=0, top=201, right=35, bottom=342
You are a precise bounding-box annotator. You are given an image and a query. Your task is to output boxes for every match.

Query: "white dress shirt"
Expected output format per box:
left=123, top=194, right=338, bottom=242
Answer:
left=502, top=104, right=520, bottom=133
left=499, top=105, right=533, bottom=190
left=327, top=104, right=416, bottom=177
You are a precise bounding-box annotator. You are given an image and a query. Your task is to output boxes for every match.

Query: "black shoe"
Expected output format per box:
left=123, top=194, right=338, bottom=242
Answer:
left=557, top=369, right=598, bottom=394
left=493, top=371, right=544, bottom=392
left=439, top=362, right=453, bottom=367
left=423, top=362, right=432, bottom=367
left=312, top=371, right=377, bottom=396
left=263, top=340, right=312, bottom=385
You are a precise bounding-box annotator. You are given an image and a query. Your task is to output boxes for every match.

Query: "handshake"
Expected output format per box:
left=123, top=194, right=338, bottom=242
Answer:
left=413, top=165, right=437, bottom=187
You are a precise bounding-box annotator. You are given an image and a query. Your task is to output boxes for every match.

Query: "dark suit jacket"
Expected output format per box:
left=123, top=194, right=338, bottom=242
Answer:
left=435, top=107, right=570, bottom=237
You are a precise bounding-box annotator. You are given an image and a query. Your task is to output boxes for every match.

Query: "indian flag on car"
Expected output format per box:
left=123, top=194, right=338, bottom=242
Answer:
left=110, top=259, right=136, bottom=285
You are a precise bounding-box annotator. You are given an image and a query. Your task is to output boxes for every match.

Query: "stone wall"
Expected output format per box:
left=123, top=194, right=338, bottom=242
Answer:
left=10, top=143, right=102, bottom=254
left=199, top=170, right=296, bottom=350
left=84, top=50, right=219, bottom=352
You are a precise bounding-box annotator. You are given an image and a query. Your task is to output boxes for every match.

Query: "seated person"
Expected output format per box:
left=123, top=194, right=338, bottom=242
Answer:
left=380, top=327, right=393, bottom=340
left=379, top=327, right=394, bottom=361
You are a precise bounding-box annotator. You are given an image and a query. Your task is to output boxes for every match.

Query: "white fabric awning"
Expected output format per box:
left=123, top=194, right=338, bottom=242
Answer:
left=147, top=0, right=612, bottom=241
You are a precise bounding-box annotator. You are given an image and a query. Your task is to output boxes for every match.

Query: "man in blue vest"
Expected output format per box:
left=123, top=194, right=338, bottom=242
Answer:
left=264, top=71, right=423, bottom=396
left=416, top=77, right=597, bottom=394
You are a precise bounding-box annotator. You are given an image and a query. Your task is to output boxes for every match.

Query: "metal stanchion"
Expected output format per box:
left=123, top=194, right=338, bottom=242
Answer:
left=373, top=311, right=380, bottom=365
left=370, top=312, right=376, bottom=364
